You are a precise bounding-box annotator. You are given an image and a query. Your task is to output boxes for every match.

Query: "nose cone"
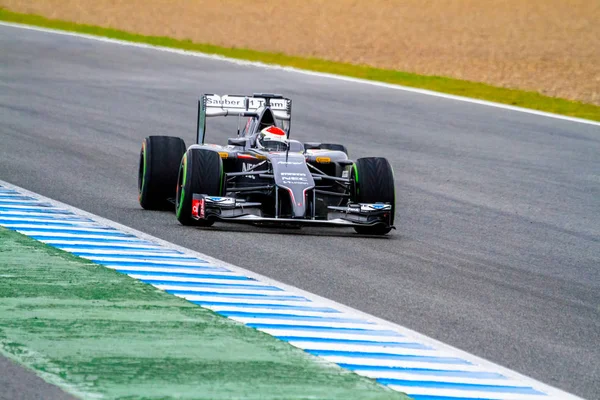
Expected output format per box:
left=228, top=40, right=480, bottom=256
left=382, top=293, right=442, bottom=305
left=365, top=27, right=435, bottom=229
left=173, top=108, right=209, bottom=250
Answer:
left=270, top=154, right=315, bottom=218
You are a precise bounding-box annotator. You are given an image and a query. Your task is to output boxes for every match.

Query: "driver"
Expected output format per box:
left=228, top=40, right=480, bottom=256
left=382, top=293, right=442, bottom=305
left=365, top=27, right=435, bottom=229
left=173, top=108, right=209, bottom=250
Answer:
left=256, top=126, right=288, bottom=151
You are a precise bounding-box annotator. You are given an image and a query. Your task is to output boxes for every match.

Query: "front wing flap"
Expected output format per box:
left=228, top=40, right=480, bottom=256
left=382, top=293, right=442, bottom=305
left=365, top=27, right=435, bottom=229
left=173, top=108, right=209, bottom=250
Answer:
left=191, top=194, right=262, bottom=220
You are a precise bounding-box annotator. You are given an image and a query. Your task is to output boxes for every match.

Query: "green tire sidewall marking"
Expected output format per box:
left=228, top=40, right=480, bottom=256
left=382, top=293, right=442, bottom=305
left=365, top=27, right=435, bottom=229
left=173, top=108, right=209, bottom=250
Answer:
left=219, top=163, right=223, bottom=195
left=139, top=140, right=147, bottom=201
left=353, top=163, right=359, bottom=197
left=389, top=159, right=396, bottom=225
left=176, top=153, right=187, bottom=218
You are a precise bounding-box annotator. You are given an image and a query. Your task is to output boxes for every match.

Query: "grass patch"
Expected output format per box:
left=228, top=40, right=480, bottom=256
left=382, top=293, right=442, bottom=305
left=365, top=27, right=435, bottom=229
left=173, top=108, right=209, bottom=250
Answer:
left=1, top=8, right=599, bottom=122
left=0, top=226, right=408, bottom=400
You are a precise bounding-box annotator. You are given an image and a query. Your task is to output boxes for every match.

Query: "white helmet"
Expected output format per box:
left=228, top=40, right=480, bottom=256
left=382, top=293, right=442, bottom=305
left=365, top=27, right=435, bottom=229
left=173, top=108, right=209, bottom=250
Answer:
left=257, top=126, right=288, bottom=151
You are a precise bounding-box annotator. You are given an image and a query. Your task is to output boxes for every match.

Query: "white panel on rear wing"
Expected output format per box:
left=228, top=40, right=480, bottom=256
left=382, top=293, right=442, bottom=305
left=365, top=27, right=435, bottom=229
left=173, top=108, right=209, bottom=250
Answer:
left=204, top=94, right=291, bottom=119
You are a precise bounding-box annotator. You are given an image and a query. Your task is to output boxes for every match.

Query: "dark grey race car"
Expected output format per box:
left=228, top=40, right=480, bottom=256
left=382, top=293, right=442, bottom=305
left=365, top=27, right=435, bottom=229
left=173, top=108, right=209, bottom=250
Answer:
left=138, top=93, right=396, bottom=235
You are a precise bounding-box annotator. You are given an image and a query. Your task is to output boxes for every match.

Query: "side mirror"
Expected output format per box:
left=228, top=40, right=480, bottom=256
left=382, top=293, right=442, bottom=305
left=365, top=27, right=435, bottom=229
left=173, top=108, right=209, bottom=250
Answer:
left=303, top=142, right=322, bottom=151
left=228, top=138, right=246, bottom=147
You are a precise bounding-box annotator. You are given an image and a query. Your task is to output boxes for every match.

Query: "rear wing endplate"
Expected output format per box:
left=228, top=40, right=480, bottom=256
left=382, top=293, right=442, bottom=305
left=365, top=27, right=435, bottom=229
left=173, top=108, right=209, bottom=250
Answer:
left=196, top=93, right=292, bottom=144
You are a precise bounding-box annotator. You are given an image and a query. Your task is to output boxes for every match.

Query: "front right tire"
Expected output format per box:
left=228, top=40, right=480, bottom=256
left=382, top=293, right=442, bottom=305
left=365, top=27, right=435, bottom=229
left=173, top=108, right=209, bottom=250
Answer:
left=138, top=136, right=186, bottom=210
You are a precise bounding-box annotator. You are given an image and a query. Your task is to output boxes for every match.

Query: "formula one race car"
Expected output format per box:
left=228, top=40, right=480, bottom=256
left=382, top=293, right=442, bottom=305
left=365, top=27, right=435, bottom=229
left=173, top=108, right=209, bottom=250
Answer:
left=138, top=93, right=395, bottom=235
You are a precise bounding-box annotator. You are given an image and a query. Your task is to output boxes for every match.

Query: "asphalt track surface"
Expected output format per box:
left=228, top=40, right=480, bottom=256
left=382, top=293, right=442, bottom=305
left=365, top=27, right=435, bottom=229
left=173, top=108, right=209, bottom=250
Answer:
left=1, top=25, right=599, bottom=399
left=0, top=356, right=77, bottom=400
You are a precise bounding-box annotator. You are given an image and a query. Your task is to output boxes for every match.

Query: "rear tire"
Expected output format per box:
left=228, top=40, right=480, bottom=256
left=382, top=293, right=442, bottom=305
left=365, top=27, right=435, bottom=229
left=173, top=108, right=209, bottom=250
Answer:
left=175, top=148, right=224, bottom=226
left=138, top=136, right=186, bottom=210
left=351, top=157, right=395, bottom=235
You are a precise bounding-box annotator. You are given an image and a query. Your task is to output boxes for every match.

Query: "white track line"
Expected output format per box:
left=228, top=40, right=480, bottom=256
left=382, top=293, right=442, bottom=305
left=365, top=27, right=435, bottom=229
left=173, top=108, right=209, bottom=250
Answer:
left=0, top=21, right=598, bottom=127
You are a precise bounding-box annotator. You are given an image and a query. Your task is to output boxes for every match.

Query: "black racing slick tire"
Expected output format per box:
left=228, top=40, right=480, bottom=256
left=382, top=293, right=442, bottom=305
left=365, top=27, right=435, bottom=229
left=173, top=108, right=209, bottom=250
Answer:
left=138, top=136, right=186, bottom=210
left=175, top=148, right=224, bottom=226
left=352, top=157, right=395, bottom=235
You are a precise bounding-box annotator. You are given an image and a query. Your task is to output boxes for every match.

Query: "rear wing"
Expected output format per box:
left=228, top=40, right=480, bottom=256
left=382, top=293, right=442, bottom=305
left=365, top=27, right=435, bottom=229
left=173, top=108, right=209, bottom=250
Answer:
left=196, top=93, right=292, bottom=144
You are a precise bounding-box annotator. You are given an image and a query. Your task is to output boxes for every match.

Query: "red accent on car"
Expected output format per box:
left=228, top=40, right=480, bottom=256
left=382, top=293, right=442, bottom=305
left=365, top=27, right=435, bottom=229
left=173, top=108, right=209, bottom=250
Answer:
left=192, top=198, right=204, bottom=219
left=237, top=154, right=256, bottom=159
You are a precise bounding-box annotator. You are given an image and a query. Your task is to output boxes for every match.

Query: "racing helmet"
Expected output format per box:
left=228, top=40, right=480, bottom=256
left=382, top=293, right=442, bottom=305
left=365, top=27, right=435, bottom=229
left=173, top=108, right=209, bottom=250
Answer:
left=256, top=126, right=288, bottom=151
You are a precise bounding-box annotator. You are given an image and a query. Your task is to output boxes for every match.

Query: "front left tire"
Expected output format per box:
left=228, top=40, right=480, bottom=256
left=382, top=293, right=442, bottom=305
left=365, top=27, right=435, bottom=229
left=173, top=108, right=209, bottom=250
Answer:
left=351, top=157, right=396, bottom=235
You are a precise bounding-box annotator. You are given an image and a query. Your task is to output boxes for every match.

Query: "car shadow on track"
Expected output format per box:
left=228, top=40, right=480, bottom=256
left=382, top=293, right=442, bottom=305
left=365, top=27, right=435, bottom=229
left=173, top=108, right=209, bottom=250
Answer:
left=129, top=208, right=397, bottom=239
left=192, top=223, right=395, bottom=239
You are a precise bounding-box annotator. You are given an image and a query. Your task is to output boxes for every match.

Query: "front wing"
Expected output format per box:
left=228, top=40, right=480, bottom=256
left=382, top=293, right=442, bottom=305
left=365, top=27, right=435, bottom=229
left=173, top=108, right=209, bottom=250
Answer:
left=191, top=194, right=394, bottom=229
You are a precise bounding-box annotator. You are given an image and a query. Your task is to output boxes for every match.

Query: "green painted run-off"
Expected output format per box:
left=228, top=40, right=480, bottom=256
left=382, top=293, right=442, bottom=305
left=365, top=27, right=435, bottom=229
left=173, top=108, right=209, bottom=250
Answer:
left=0, top=227, right=409, bottom=399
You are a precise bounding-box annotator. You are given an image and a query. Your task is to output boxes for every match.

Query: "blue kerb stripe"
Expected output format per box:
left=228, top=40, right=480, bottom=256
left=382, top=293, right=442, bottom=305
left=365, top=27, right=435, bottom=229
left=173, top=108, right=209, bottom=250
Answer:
left=0, top=215, right=93, bottom=222
left=12, top=225, right=117, bottom=232
left=34, top=237, right=152, bottom=244
left=0, top=200, right=49, bottom=205
left=55, top=245, right=167, bottom=251
left=409, top=396, right=498, bottom=400
left=0, top=195, right=36, bottom=200
left=1, top=220, right=101, bottom=228
left=140, top=279, right=280, bottom=291
left=190, top=301, right=337, bottom=313
left=307, top=350, right=471, bottom=365
left=338, top=364, right=507, bottom=379
left=247, top=324, right=402, bottom=336
left=278, top=337, right=427, bottom=349
left=98, top=260, right=214, bottom=268
left=115, top=270, right=251, bottom=280
left=74, top=252, right=197, bottom=261
left=0, top=202, right=54, bottom=207
left=0, top=202, right=55, bottom=208
left=71, top=247, right=185, bottom=254
left=166, top=290, right=308, bottom=301
left=0, top=207, right=74, bottom=214
left=49, top=242, right=158, bottom=248
left=217, top=311, right=369, bottom=323
left=378, top=378, right=542, bottom=394
left=109, top=264, right=225, bottom=272
left=16, top=227, right=129, bottom=235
